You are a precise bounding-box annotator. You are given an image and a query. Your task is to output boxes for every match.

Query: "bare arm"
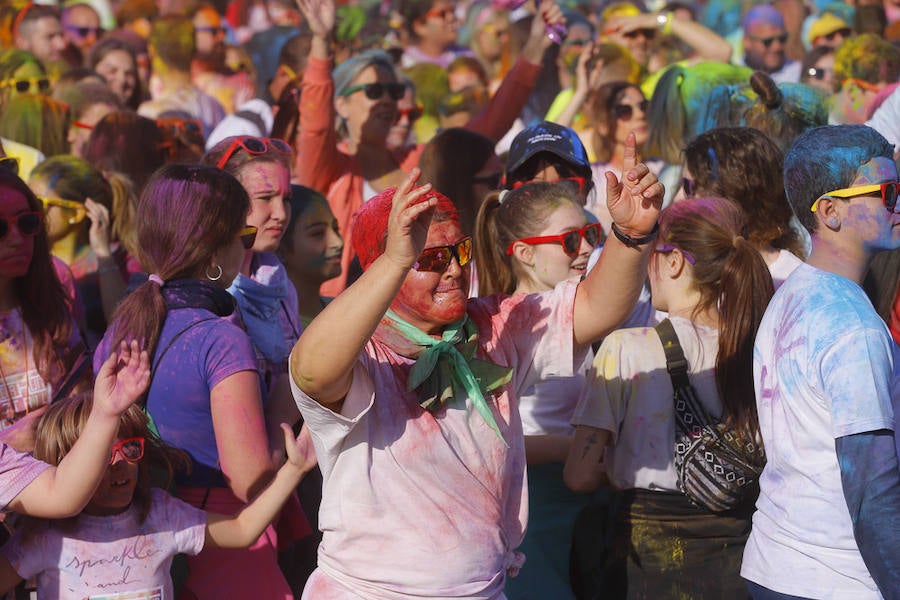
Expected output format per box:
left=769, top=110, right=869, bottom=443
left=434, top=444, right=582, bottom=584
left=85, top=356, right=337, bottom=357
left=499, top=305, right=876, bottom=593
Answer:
left=290, top=169, right=437, bottom=408
left=205, top=423, right=316, bottom=548
left=573, top=133, right=662, bottom=346
left=553, top=43, right=595, bottom=129
left=607, top=13, right=732, bottom=63
left=7, top=342, right=148, bottom=518
left=564, top=425, right=610, bottom=493
left=211, top=370, right=278, bottom=503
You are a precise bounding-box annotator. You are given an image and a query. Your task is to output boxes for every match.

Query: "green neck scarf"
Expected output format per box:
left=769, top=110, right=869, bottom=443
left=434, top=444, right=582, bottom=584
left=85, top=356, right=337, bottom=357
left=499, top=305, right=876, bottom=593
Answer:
left=379, top=309, right=514, bottom=445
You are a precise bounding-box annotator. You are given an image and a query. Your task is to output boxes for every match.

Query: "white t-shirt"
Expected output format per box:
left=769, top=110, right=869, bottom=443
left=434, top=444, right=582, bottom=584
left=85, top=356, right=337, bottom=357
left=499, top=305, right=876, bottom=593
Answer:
left=2, top=488, right=206, bottom=599
left=571, top=316, right=721, bottom=491
left=767, top=248, right=804, bottom=291
left=291, top=281, right=585, bottom=599
left=741, top=263, right=900, bottom=598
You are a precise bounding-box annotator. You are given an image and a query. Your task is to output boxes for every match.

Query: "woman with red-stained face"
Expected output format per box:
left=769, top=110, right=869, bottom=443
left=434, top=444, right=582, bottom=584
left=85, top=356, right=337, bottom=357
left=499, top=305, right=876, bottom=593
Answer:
left=289, top=140, right=663, bottom=598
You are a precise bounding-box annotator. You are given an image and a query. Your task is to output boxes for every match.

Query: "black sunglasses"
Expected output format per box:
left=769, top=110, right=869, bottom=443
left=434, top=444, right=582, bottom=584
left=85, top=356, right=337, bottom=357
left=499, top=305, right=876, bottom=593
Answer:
left=749, top=33, right=788, bottom=48
left=340, top=82, right=406, bottom=102
left=823, top=28, right=851, bottom=42
left=0, top=212, right=43, bottom=240
left=613, top=100, right=649, bottom=121
left=413, top=237, right=472, bottom=272
left=64, top=25, right=103, bottom=38
left=623, top=28, right=655, bottom=40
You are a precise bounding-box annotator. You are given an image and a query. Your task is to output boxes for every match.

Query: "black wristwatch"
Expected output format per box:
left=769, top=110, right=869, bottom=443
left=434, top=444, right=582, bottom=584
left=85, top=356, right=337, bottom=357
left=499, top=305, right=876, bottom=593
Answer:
left=610, top=222, right=659, bottom=248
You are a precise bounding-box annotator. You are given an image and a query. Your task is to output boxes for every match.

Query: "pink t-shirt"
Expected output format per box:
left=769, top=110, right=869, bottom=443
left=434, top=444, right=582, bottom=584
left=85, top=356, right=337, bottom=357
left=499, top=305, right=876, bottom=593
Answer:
left=291, top=281, right=583, bottom=599
left=0, top=443, right=49, bottom=510
left=2, top=488, right=206, bottom=599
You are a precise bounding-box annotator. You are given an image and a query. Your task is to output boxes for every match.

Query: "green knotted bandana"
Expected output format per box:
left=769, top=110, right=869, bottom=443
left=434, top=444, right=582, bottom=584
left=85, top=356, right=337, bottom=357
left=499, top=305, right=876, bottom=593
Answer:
left=382, top=309, right=514, bottom=445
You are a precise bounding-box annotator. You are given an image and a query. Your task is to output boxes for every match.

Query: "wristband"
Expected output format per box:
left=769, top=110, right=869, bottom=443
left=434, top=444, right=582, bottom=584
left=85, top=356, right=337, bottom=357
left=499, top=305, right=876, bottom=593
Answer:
left=657, top=12, right=674, bottom=35
left=611, top=222, right=658, bottom=248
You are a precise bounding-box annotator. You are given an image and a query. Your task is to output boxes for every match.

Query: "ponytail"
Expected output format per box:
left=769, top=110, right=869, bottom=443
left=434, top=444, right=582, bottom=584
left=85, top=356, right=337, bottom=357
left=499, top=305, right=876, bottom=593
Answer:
left=717, top=234, right=774, bottom=444
left=658, top=198, right=774, bottom=445
left=473, top=191, right=515, bottom=296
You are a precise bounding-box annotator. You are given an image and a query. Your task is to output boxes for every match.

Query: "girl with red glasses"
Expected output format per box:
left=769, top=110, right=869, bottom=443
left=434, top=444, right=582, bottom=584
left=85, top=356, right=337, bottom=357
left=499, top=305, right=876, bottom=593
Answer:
left=0, top=373, right=317, bottom=599
left=474, top=180, right=601, bottom=598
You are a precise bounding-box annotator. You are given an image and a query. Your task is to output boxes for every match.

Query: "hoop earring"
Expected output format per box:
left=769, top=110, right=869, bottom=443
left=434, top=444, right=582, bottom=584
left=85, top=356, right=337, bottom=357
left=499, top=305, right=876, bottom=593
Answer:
left=206, top=264, right=223, bottom=281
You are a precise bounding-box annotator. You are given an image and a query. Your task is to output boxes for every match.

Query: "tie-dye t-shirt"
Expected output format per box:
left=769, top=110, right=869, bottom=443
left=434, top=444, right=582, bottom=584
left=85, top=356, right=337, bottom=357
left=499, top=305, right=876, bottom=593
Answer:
left=742, top=263, right=900, bottom=598
left=292, top=281, right=585, bottom=599
left=2, top=488, right=206, bottom=599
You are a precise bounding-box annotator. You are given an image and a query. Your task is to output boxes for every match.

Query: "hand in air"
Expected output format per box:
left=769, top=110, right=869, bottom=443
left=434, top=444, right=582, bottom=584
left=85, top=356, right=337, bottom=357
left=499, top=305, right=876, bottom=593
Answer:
left=93, top=340, right=150, bottom=419
left=297, top=0, right=335, bottom=39
left=383, top=167, right=437, bottom=271
left=604, top=132, right=664, bottom=237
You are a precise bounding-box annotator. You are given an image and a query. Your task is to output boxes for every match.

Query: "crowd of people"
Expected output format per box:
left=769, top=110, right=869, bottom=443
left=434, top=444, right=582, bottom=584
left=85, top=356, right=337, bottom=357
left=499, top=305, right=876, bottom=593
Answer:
left=0, top=0, right=899, bottom=598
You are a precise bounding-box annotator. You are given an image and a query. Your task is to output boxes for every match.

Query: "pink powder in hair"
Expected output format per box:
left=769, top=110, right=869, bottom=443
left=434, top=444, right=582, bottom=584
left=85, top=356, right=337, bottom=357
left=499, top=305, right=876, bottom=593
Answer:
left=351, top=186, right=460, bottom=270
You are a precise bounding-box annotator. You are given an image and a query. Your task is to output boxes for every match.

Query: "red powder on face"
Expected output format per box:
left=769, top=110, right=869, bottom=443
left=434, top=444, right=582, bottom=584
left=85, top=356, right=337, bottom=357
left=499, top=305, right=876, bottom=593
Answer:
left=352, top=186, right=460, bottom=269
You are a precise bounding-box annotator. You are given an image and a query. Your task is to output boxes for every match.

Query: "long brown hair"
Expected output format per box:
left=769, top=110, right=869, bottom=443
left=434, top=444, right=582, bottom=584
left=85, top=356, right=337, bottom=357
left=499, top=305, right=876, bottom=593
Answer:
left=658, top=197, right=774, bottom=444
left=0, top=171, right=77, bottom=384
left=684, top=127, right=805, bottom=259
left=473, top=181, right=582, bottom=296
left=108, top=164, right=249, bottom=362
left=34, top=392, right=189, bottom=524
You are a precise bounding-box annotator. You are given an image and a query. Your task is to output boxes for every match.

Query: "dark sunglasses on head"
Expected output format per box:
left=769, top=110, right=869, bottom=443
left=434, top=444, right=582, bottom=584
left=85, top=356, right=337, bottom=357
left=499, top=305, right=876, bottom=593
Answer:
left=340, top=82, right=406, bottom=102
left=414, top=237, right=472, bottom=272
left=623, top=28, right=655, bottom=40
left=812, top=181, right=900, bottom=213
left=806, top=66, right=832, bottom=81
left=508, top=222, right=602, bottom=257
left=0, top=77, right=50, bottom=94
left=64, top=25, right=103, bottom=38
left=215, top=136, right=291, bottom=169
left=0, top=157, right=19, bottom=177
left=749, top=33, right=788, bottom=48
left=109, top=437, right=144, bottom=464
left=238, top=225, right=258, bottom=249
left=0, top=212, right=43, bottom=240
left=613, top=100, right=649, bottom=121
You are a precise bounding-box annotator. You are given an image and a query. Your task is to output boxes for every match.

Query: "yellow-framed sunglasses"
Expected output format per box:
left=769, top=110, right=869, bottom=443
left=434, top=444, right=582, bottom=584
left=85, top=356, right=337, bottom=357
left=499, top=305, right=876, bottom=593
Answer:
left=38, top=196, right=84, bottom=211
left=811, top=181, right=900, bottom=213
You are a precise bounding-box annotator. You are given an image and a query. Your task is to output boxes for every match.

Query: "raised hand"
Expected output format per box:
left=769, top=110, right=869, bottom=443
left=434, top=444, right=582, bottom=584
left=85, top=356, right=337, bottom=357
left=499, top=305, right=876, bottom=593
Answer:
left=84, top=198, right=112, bottom=259
left=383, top=167, right=437, bottom=271
left=93, top=340, right=150, bottom=419
left=604, top=133, right=664, bottom=236
left=281, top=423, right=317, bottom=474
left=297, top=0, right=335, bottom=40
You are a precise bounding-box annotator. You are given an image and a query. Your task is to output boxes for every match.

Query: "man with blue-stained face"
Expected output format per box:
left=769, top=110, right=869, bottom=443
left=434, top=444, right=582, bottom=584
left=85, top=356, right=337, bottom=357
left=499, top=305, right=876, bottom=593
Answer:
left=739, top=4, right=800, bottom=83
left=742, top=124, right=900, bottom=599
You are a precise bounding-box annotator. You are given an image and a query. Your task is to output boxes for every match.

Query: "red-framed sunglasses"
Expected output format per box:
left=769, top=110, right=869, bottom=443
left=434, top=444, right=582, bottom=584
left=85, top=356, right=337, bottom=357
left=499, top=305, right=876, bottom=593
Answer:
left=215, top=137, right=291, bottom=169
left=413, top=237, right=473, bottom=272
left=0, top=212, right=42, bottom=240
left=508, top=222, right=602, bottom=257
left=512, top=176, right=588, bottom=197
left=109, top=437, right=145, bottom=465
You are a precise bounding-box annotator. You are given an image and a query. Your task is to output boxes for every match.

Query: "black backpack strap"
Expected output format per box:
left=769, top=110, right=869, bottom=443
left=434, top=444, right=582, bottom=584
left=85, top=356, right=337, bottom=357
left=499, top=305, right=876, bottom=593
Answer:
left=140, top=317, right=218, bottom=408
left=654, top=318, right=690, bottom=388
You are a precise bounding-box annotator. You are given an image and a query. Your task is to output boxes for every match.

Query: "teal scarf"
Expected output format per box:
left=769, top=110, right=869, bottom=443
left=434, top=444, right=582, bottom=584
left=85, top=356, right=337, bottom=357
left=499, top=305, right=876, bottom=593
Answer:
left=377, top=309, right=513, bottom=445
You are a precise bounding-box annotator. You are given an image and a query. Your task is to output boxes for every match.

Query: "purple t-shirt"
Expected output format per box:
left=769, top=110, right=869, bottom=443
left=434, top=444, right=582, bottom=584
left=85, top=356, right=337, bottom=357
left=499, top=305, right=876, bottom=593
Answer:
left=0, top=443, right=49, bottom=510
left=96, top=308, right=257, bottom=487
